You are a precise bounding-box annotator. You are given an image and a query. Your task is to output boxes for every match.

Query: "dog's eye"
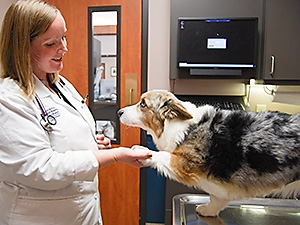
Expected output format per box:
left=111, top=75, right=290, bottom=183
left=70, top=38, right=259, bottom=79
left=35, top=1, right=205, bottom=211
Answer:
left=140, top=99, right=147, bottom=108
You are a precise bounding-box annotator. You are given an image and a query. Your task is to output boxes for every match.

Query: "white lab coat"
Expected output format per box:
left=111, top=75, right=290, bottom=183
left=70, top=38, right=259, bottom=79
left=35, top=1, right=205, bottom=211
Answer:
left=0, top=75, right=102, bottom=225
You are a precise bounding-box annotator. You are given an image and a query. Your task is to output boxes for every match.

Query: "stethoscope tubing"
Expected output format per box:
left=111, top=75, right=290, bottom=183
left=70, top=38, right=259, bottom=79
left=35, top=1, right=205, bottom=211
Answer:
left=35, top=93, right=48, bottom=118
left=35, top=93, right=57, bottom=132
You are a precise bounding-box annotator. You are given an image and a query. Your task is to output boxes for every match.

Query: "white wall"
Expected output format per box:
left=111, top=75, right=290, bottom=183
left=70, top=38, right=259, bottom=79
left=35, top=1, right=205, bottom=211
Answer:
left=246, top=84, right=300, bottom=114
left=0, top=0, right=15, bottom=73
left=148, top=0, right=170, bottom=91
left=0, top=0, right=15, bottom=28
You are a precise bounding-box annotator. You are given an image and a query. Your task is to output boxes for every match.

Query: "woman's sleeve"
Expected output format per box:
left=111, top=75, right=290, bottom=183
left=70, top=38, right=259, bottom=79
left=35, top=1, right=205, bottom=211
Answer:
left=0, top=90, right=99, bottom=191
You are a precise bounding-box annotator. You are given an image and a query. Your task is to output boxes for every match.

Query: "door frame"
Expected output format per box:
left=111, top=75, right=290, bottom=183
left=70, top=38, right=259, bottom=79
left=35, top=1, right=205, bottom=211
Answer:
left=139, top=0, right=149, bottom=224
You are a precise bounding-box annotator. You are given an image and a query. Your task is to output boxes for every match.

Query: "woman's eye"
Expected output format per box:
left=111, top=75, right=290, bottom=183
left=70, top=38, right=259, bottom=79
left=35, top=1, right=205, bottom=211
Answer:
left=46, top=42, right=55, bottom=47
left=45, top=35, right=66, bottom=47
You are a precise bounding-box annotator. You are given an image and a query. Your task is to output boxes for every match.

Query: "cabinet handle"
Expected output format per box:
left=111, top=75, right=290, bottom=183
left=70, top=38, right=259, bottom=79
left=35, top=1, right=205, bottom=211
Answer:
left=270, top=55, right=275, bottom=77
left=129, top=88, right=133, bottom=105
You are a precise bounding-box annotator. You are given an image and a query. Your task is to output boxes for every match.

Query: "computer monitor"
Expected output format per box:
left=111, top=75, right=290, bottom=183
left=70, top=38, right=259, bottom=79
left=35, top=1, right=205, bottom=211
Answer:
left=177, top=17, right=258, bottom=70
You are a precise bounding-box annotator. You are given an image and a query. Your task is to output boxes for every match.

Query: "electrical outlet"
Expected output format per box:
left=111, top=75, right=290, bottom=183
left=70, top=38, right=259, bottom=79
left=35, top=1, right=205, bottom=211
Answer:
left=256, top=104, right=267, bottom=112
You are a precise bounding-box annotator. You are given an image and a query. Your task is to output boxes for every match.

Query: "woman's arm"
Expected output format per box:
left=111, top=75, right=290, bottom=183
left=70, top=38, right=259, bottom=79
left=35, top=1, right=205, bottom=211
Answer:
left=92, top=146, right=152, bottom=169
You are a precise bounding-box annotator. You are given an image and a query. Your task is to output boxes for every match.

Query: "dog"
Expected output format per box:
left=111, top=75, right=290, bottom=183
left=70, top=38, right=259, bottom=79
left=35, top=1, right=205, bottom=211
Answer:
left=118, top=90, right=300, bottom=217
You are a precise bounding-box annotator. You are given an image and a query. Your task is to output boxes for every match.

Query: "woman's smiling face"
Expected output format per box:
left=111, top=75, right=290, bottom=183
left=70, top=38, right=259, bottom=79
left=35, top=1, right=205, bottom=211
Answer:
left=30, top=11, right=68, bottom=79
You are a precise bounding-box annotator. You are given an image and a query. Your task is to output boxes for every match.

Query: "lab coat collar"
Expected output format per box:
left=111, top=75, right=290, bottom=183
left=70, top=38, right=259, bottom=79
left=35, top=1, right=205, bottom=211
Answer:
left=33, top=74, right=52, bottom=98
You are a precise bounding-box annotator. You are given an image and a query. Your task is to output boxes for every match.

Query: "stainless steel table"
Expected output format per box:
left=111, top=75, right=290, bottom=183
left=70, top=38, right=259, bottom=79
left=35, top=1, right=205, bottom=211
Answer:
left=173, top=194, right=300, bottom=225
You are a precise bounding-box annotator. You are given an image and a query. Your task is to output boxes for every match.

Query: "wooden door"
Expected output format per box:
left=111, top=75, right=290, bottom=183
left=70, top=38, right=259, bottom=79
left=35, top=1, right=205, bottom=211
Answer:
left=47, top=0, right=143, bottom=224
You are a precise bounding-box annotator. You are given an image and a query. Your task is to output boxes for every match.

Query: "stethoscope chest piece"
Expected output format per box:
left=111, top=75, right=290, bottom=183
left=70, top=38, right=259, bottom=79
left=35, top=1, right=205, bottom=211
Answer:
left=39, top=114, right=57, bottom=132
left=46, top=115, right=57, bottom=125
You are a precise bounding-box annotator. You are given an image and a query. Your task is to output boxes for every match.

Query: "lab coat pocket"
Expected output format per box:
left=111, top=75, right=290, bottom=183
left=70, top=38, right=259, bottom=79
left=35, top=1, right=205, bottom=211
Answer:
left=11, top=214, right=54, bottom=225
left=11, top=195, right=85, bottom=225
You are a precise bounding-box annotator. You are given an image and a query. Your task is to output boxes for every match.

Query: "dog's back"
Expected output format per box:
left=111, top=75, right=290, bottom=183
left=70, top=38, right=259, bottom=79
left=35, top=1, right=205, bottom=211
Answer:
left=179, top=108, right=300, bottom=198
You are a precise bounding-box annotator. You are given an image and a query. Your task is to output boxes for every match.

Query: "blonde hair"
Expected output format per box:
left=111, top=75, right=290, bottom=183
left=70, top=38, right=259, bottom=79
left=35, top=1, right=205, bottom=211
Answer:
left=0, top=0, right=59, bottom=98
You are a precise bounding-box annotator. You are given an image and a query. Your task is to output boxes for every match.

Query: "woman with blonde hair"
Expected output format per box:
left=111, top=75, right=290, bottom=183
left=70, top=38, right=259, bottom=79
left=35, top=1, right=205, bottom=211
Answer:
left=0, top=0, right=152, bottom=224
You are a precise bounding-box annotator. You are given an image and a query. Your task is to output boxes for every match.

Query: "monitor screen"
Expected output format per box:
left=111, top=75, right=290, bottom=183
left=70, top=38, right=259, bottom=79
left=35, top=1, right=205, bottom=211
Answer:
left=177, top=18, right=258, bottom=69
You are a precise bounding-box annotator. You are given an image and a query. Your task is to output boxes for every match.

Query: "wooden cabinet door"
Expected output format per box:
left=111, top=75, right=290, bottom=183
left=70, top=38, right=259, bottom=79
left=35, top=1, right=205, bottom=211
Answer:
left=47, top=0, right=143, bottom=225
left=263, top=0, right=300, bottom=82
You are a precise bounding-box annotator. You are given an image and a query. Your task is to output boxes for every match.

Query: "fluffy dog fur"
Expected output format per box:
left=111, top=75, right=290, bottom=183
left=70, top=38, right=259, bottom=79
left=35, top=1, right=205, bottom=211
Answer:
left=118, top=90, right=300, bottom=217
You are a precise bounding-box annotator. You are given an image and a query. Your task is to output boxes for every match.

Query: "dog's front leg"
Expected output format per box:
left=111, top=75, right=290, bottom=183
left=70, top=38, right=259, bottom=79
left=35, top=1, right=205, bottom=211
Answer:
left=196, top=194, right=228, bottom=217
left=138, top=151, right=178, bottom=181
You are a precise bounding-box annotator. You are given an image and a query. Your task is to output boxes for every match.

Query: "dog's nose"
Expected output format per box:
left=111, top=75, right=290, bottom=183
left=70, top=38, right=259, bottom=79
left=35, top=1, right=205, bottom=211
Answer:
left=117, top=109, right=124, bottom=118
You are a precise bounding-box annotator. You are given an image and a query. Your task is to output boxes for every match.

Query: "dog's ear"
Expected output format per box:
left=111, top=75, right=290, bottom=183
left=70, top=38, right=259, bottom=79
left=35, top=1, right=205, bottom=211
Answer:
left=159, top=99, right=193, bottom=120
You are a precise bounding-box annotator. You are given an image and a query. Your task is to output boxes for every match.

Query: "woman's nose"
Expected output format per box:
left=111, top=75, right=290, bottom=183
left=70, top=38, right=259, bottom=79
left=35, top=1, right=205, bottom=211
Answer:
left=58, top=38, right=68, bottom=54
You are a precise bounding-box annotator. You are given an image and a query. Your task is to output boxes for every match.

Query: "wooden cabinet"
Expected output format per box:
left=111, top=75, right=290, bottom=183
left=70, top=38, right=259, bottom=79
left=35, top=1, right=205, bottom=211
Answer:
left=263, top=0, right=300, bottom=83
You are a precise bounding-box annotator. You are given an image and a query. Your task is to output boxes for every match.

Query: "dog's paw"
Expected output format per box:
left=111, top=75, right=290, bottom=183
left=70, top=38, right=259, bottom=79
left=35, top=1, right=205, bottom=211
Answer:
left=196, top=195, right=228, bottom=217
left=196, top=204, right=219, bottom=217
left=137, top=151, right=163, bottom=167
left=138, top=157, right=154, bottom=167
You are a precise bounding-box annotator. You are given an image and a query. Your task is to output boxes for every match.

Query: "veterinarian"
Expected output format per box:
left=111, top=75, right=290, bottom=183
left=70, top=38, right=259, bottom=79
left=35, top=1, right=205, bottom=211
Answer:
left=0, top=0, right=152, bottom=224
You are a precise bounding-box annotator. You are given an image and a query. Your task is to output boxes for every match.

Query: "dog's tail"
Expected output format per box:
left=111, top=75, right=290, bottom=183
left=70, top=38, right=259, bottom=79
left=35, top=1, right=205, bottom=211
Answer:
left=269, top=180, right=300, bottom=199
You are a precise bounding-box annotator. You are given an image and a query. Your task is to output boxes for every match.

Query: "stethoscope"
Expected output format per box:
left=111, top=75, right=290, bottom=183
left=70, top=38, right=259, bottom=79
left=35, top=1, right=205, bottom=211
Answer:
left=35, top=93, right=57, bottom=132
left=34, top=78, right=66, bottom=132
left=35, top=78, right=88, bottom=132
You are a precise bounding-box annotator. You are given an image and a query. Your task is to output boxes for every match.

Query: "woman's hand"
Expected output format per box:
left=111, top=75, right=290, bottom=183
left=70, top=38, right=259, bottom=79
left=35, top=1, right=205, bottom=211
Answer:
left=96, top=134, right=111, bottom=149
left=92, top=145, right=153, bottom=169
left=113, top=146, right=153, bottom=168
